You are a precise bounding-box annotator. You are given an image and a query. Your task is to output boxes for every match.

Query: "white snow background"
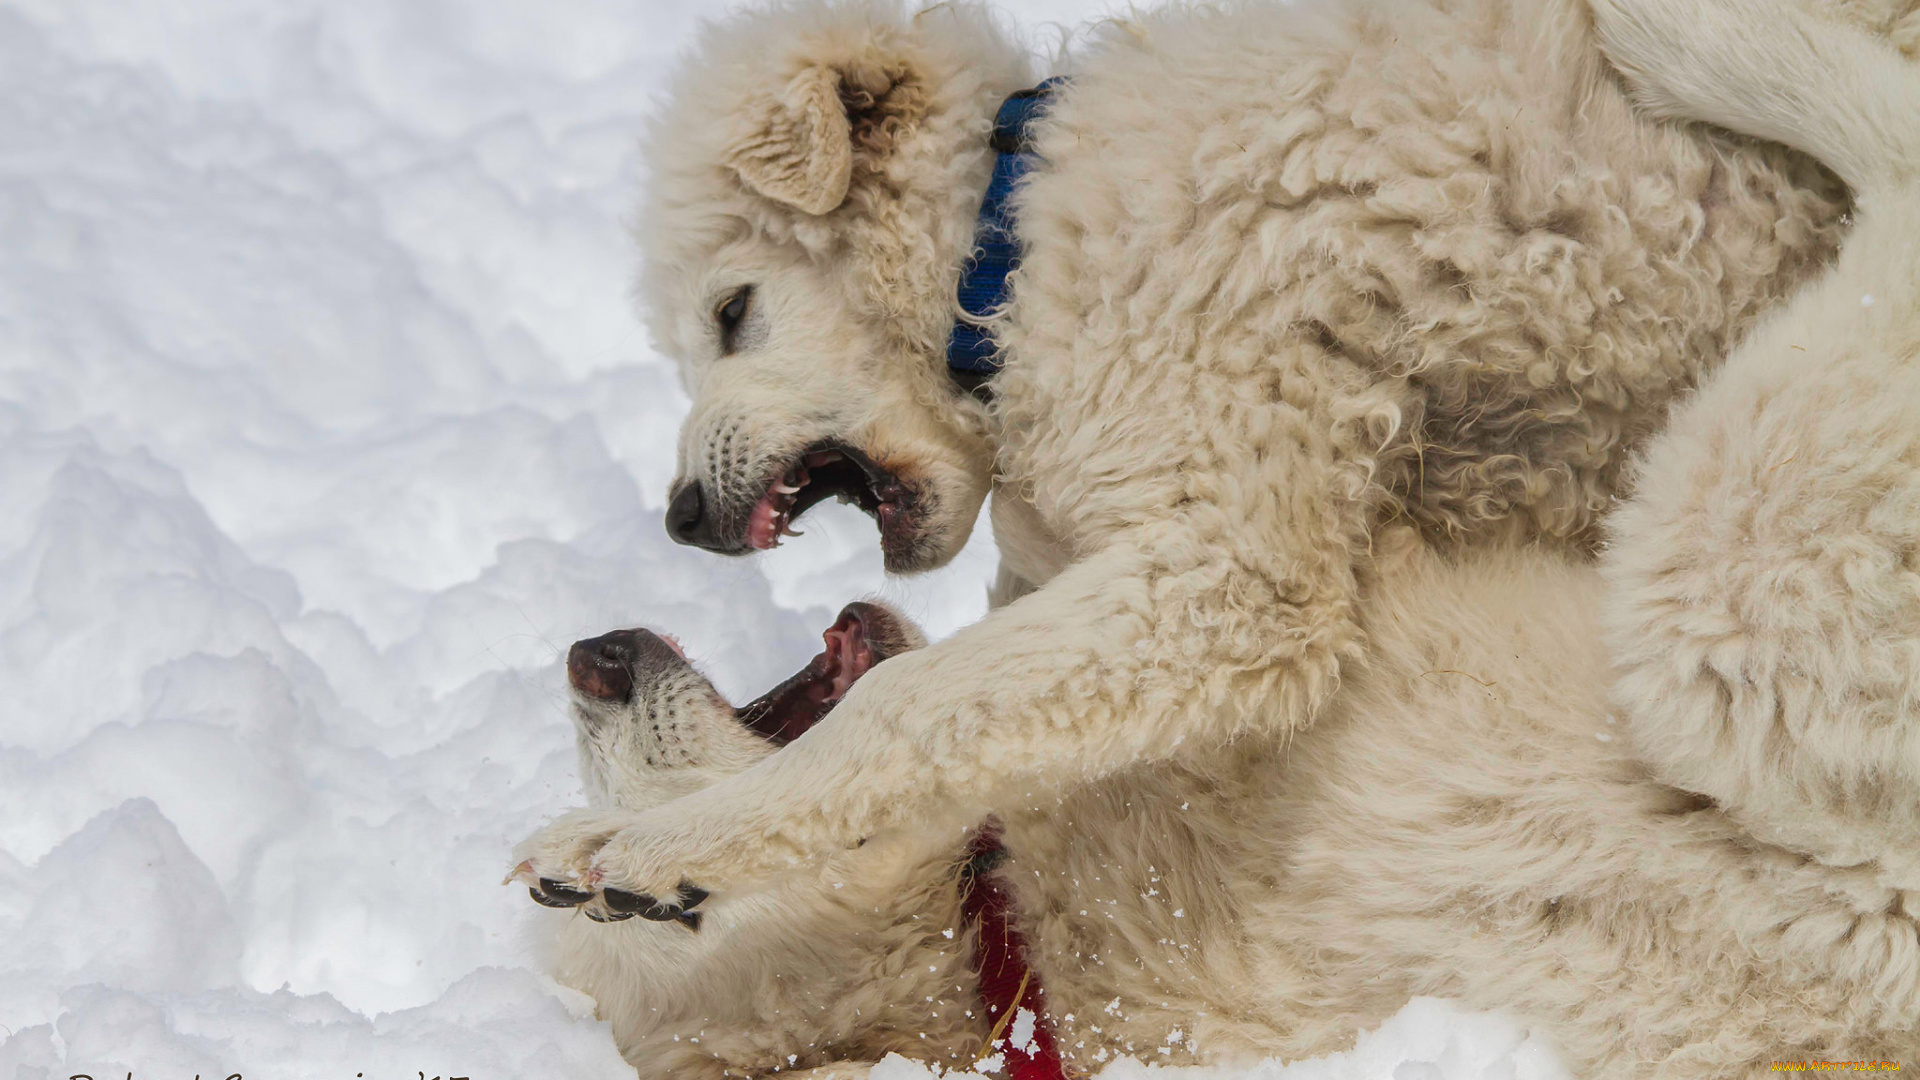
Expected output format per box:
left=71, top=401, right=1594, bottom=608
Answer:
left=0, top=0, right=1569, bottom=1076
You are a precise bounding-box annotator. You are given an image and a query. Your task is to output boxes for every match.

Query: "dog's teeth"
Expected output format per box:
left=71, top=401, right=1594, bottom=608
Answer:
left=773, top=481, right=802, bottom=494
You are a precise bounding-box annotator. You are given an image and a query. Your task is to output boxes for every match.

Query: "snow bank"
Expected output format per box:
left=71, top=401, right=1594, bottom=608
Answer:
left=0, top=0, right=1564, bottom=1076
left=871, top=999, right=1569, bottom=1080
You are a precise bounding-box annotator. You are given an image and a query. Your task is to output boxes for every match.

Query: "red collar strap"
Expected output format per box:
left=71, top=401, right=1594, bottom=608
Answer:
left=962, top=828, right=1070, bottom=1080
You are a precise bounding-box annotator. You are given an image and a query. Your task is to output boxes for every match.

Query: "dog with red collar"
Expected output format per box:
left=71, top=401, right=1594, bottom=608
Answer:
left=523, top=517, right=1920, bottom=1077
left=519, top=600, right=1066, bottom=1080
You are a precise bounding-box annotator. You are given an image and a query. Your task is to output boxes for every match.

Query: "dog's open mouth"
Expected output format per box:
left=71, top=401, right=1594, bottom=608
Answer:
left=747, top=442, right=916, bottom=551
left=734, top=601, right=907, bottom=744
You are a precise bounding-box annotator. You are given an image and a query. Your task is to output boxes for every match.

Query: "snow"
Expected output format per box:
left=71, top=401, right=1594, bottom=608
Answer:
left=882, top=1000, right=1569, bottom=1080
left=0, top=0, right=1566, bottom=1076
left=1010, top=1008, right=1039, bottom=1055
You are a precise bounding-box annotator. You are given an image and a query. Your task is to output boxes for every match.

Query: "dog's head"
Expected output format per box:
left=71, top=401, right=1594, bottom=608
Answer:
left=566, top=600, right=927, bottom=812
left=637, top=1, right=1031, bottom=573
left=550, top=605, right=987, bottom=1072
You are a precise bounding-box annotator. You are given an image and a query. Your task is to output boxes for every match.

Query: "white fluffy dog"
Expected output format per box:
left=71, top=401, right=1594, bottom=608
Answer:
left=537, top=467, right=1920, bottom=1075
left=517, top=0, right=1851, bottom=932
left=531, top=19, right=1920, bottom=1035
left=517, top=0, right=1920, bottom=1075
left=529, top=606, right=988, bottom=1079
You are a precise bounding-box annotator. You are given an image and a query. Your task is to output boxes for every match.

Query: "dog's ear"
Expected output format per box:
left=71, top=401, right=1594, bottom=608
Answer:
left=724, top=65, right=852, bottom=216
left=723, top=55, right=925, bottom=216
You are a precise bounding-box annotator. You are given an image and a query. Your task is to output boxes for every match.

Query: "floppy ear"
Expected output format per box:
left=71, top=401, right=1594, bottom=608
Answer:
left=725, top=65, right=854, bottom=216
left=723, top=58, right=925, bottom=216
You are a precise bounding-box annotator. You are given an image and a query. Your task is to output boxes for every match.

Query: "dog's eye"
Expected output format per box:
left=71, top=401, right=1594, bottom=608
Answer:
left=714, top=286, right=752, bottom=353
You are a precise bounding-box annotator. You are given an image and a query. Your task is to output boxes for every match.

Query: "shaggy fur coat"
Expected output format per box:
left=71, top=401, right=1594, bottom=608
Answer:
left=518, top=0, right=1920, bottom=1075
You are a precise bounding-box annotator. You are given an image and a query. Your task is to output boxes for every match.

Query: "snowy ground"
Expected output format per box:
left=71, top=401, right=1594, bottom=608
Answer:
left=0, top=0, right=1566, bottom=1076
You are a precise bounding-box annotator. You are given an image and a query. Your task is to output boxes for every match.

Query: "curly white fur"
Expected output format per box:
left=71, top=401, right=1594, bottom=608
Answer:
left=1594, top=0, right=1920, bottom=935
left=536, top=0, right=1848, bottom=898
left=542, top=537, right=1920, bottom=1074
left=517, top=0, right=1920, bottom=1074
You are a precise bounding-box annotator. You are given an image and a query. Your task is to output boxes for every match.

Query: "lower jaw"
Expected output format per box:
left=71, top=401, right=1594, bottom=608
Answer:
left=880, top=529, right=940, bottom=575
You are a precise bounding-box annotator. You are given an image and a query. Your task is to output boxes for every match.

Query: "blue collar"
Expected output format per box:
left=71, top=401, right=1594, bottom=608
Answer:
left=945, top=78, right=1065, bottom=396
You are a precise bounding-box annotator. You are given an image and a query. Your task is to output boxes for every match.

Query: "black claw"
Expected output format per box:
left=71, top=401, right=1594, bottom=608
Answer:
left=529, top=879, right=595, bottom=908
left=602, top=888, right=660, bottom=915
left=600, top=884, right=707, bottom=931
left=584, top=907, right=636, bottom=923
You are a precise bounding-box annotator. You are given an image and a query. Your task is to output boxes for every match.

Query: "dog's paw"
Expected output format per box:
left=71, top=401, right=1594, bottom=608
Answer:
left=580, top=804, right=797, bottom=920
left=584, top=825, right=716, bottom=918
left=602, top=880, right=711, bottom=930
left=511, top=864, right=709, bottom=927
left=510, top=806, right=631, bottom=887
left=509, top=808, right=719, bottom=929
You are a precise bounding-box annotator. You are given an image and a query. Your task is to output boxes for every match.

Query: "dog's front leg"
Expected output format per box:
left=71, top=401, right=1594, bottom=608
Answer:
left=516, top=519, right=1363, bottom=910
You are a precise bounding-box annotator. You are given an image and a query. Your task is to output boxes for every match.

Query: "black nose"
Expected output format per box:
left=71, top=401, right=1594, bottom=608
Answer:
left=566, top=628, right=679, bottom=703
left=666, top=481, right=721, bottom=549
